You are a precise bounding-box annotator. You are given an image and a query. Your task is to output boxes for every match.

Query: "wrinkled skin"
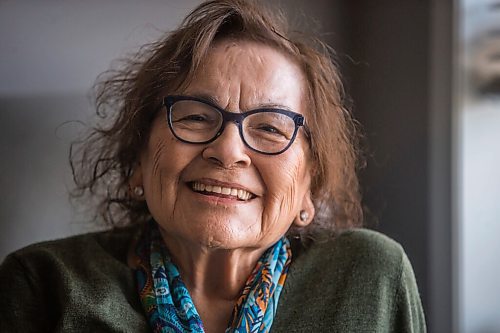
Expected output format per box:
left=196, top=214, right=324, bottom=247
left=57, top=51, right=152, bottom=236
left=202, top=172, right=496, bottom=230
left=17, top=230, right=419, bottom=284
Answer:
left=133, top=40, right=315, bottom=252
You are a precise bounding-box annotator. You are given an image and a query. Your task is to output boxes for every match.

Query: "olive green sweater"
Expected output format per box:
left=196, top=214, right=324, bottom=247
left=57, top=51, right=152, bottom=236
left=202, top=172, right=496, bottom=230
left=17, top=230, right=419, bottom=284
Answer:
left=0, top=226, right=425, bottom=332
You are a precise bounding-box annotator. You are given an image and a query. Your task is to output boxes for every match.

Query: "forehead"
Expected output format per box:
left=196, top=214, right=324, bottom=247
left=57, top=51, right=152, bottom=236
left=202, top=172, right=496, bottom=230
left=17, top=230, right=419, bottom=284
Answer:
left=181, top=40, right=306, bottom=113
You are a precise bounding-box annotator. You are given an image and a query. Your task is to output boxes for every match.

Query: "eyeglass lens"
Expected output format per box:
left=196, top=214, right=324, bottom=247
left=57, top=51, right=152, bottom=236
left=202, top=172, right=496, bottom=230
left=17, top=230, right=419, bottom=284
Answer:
left=169, top=100, right=297, bottom=154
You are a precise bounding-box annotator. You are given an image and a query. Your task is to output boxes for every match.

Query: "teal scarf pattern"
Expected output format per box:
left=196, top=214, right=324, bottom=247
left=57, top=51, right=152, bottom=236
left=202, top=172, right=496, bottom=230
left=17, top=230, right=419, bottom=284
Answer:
left=135, top=220, right=291, bottom=333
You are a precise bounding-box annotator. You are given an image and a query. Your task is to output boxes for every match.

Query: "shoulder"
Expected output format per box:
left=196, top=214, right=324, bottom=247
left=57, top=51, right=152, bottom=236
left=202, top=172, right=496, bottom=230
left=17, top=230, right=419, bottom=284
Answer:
left=293, top=228, right=407, bottom=278
left=332, top=228, right=406, bottom=268
left=287, top=228, right=411, bottom=296
left=5, top=223, right=141, bottom=268
left=0, top=223, right=142, bottom=293
left=0, top=223, right=147, bottom=332
left=333, top=228, right=403, bottom=257
left=274, top=229, right=425, bottom=332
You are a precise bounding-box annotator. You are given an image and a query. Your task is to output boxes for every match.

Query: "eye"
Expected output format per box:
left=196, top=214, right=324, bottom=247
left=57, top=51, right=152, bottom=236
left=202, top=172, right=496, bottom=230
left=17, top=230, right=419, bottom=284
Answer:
left=254, top=124, right=289, bottom=139
left=258, top=125, right=281, bottom=134
left=175, top=114, right=208, bottom=122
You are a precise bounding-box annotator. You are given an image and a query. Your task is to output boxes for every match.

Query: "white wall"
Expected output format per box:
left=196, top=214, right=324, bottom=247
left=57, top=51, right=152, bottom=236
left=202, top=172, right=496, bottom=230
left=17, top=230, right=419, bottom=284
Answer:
left=460, top=99, right=500, bottom=333
left=0, top=1, right=203, bottom=260
left=459, top=0, right=500, bottom=332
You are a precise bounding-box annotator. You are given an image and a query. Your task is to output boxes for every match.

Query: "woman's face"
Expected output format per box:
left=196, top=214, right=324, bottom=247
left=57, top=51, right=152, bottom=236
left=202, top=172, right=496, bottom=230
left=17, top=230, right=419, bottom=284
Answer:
left=134, top=40, right=315, bottom=250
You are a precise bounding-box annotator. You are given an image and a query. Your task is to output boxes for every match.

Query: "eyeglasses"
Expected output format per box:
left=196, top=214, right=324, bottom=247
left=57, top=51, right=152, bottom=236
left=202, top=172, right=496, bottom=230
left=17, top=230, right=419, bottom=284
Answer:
left=163, top=95, right=306, bottom=155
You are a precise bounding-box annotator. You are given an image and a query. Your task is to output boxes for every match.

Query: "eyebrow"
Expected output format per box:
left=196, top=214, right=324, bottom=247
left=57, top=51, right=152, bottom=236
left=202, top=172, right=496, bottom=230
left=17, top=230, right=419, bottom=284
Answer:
left=188, top=92, right=294, bottom=112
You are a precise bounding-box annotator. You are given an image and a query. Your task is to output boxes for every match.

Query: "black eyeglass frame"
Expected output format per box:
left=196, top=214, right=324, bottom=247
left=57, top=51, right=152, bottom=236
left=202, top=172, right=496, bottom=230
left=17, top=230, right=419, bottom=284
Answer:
left=163, top=95, right=306, bottom=155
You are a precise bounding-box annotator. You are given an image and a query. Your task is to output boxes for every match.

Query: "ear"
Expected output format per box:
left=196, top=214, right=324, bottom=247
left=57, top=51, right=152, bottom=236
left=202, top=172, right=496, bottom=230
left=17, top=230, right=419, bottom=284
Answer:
left=128, top=162, right=145, bottom=200
left=293, top=189, right=315, bottom=227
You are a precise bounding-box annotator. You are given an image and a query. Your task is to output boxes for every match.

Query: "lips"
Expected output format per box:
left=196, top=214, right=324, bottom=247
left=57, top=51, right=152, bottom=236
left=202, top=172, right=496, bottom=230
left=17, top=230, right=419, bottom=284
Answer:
left=189, top=181, right=255, bottom=201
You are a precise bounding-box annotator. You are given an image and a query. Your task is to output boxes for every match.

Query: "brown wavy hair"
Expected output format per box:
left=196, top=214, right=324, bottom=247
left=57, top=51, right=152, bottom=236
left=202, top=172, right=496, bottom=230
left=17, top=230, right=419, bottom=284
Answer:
left=70, top=0, right=364, bottom=238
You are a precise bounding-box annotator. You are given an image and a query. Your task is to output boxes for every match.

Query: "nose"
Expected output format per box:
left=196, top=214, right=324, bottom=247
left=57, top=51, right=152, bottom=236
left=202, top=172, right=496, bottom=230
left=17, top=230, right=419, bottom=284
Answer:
left=201, top=122, right=251, bottom=168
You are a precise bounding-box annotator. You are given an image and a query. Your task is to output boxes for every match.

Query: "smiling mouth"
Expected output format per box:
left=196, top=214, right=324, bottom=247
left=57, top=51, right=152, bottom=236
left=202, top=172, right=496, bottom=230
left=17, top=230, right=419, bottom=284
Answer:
left=189, top=181, right=255, bottom=201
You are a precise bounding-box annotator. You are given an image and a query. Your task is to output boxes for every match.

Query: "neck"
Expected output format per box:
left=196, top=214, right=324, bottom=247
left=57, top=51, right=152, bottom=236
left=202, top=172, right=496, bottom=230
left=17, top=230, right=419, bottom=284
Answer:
left=158, top=229, right=266, bottom=302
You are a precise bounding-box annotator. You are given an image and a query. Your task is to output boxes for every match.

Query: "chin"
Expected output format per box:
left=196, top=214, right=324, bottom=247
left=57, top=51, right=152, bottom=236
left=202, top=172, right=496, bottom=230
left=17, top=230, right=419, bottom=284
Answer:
left=197, top=233, right=246, bottom=250
left=182, top=216, right=259, bottom=248
left=192, top=228, right=259, bottom=250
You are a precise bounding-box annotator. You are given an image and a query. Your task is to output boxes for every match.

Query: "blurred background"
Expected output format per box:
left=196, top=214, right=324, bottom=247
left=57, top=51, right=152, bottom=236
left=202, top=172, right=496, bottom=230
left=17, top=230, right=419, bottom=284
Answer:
left=1, top=1, right=499, bottom=332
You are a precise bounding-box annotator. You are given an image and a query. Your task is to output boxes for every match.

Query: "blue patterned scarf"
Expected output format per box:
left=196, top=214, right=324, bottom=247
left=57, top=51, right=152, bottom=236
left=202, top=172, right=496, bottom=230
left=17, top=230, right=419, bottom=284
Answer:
left=134, top=220, right=291, bottom=333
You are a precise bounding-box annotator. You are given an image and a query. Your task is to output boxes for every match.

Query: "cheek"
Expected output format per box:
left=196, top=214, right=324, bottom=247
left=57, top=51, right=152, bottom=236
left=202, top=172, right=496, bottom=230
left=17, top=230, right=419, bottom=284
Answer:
left=260, top=149, right=309, bottom=229
left=141, top=132, right=195, bottom=213
left=141, top=138, right=173, bottom=214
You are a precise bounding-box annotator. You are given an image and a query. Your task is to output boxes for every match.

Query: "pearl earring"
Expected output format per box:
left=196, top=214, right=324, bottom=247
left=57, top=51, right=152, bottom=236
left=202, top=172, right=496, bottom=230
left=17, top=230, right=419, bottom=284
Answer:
left=299, top=210, right=309, bottom=222
left=133, top=186, right=144, bottom=197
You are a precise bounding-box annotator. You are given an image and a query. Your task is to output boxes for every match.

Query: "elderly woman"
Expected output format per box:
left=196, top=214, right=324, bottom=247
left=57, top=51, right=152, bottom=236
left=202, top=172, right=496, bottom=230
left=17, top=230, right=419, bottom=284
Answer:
left=0, top=0, right=425, bottom=332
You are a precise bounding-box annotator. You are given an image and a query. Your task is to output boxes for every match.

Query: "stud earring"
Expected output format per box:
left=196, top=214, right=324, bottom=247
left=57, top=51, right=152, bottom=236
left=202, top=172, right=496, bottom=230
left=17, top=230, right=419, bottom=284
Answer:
left=299, top=210, right=309, bottom=222
left=133, top=186, right=144, bottom=197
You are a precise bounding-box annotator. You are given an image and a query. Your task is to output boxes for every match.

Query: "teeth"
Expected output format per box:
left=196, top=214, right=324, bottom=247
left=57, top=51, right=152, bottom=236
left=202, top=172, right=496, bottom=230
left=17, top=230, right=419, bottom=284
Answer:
left=191, top=182, right=253, bottom=200
left=238, top=189, right=249, bottom=200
